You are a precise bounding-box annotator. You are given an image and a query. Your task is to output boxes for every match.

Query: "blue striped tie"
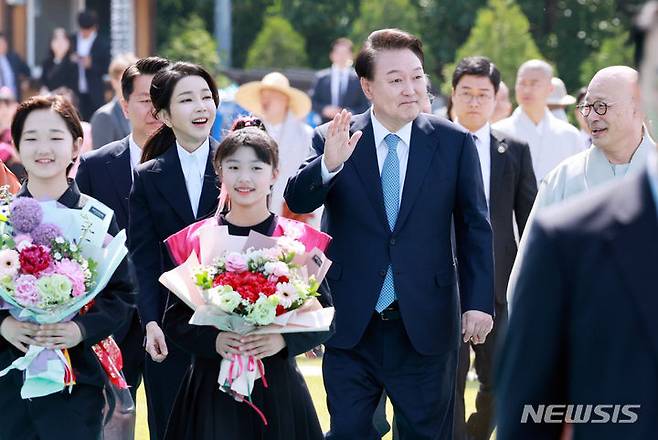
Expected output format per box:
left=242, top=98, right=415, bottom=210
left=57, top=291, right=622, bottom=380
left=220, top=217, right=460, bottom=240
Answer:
left=375, top=134, right=400, bottom=312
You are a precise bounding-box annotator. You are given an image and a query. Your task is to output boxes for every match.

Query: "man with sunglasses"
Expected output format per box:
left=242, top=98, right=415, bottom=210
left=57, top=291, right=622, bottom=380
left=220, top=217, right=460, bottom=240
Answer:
left=507, top=65, right=654, bottom=307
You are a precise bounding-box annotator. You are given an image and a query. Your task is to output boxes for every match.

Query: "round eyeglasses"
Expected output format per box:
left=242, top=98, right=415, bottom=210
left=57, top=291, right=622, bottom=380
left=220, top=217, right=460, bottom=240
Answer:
left=577, top=100, right=611, bottom=117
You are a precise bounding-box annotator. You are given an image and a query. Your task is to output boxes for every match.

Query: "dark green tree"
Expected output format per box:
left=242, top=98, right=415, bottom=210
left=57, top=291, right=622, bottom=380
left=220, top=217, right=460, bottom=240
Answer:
left=278, top=0, right=361, bottom=69
left=579, top=27, right=634, bottom=85
left=245, top=15, right=309, bottom=68
left=155, top=0, right=214, bottom=49
left=160, top=14, right=220, bottom=72
left=516, top=0, right=645, bottom=90
left=442, top=0, right=543, bottom=95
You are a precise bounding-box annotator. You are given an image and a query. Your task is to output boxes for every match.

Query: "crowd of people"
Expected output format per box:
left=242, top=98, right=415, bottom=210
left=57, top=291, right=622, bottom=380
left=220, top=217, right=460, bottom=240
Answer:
left=0, top=3, right=656, bottom=440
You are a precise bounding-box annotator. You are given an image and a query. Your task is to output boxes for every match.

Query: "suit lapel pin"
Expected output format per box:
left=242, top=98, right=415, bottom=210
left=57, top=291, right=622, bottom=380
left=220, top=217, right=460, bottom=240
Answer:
left=497, top=143, right=507, bottom=154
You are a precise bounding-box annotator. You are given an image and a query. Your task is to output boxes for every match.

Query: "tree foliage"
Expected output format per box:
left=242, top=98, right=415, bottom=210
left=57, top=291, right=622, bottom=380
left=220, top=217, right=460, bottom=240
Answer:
left=442, top=0, right=543, bottom=95
left=160, top=14, right=220, bottom=73
left=516, top=0, right=645, bottom=90
left=244, top=15, right=309, bottom=69
left=278, top=0, right=361, bottom=69
left=579, top=28, right=634, bottom=86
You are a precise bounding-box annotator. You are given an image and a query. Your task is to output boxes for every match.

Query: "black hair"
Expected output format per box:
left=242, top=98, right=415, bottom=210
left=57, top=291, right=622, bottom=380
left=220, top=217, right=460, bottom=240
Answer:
left=354, top=29, right=424, bottom=80
left=214, top=116, right=279, bottom=173
left=141, top=62, right=220, bottom=163
left=452, top=56, right=501, bottom=93
left=121, top=56, right=171, bottom=101
left=12, top=95, right=83, bottom=175
left=77, top=10, right=98, bottom=29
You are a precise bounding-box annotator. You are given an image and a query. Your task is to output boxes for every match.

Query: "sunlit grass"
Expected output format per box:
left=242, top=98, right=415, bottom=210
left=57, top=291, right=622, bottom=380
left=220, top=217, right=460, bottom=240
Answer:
left=133, top=356, right=490, bottom=440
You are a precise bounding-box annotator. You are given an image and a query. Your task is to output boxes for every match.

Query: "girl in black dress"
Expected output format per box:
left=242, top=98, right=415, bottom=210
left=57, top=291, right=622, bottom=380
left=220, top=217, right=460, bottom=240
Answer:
left=0, top=96, right=133, bottom=438
left=163, top=118, right=333, bottom=440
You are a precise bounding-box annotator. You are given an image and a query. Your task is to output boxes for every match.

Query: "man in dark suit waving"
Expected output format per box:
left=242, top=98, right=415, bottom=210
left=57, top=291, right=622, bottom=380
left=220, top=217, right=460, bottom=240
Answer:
left=286, top=29, right=494, bottom=439
left=310, top=38, right=370, bottom=123
left=76, top=56, right=170, bottom=435
left=496, top=4, right=658, bottom=438
left=449, top=56, right=537, bottom=440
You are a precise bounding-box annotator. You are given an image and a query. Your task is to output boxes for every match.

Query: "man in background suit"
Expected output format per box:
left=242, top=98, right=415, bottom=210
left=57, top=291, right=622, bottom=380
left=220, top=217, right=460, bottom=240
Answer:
left=286, top=29, right=494, bottom=439
left=0, top=33, right=30, bottom=101
left=72, top=10, right=111, bottom=121
left=449, top=56, right=537, bottom=440
left=310, top=37, right=370, bottom=123
left=496, top=3, right=658, bottom=438
left=76, top=56, right=171, bottom=435
left=90, top=53, right=136, bottom=149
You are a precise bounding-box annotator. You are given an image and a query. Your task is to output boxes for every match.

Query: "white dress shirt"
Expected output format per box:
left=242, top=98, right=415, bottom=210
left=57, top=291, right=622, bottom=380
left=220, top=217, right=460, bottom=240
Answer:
left=330, top=66, right=350, bottom=107
left=493, top=107, right=583, bottom=184
left=321, top=109, right=412, bottom=205
left=128, top=134, right=142, bottom=177
left=455, top=121, right=491, bottom=206
left=176, top=139, right=209, bottom=218
left=76, top=31, right=96, bottom=93
left=0, top=55, right=16, bottom=97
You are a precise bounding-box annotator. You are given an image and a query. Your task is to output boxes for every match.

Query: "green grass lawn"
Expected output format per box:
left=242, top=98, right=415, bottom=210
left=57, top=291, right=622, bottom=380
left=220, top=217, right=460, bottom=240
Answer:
left=133, top=357, right=490, bottom=440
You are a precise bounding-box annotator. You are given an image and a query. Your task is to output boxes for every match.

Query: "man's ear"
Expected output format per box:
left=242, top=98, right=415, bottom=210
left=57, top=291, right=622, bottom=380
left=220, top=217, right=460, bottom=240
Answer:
left=120, top=97, right=129, bottom=119
left=361, top=77, right=373, bottom=100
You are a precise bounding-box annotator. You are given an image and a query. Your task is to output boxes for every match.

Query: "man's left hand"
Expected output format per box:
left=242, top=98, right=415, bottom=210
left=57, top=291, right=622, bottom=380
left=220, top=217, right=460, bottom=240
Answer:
left=461, top=310, right=493, bottom=345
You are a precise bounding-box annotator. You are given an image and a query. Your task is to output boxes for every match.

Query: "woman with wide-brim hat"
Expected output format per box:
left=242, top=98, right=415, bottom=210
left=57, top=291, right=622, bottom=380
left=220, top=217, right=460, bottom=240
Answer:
left=235, top=72, right=320, bottom=226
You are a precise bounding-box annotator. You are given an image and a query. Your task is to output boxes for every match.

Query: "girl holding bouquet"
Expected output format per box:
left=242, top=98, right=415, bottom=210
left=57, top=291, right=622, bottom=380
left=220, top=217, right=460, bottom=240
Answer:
left=162, top=118, right=333, bottom=440
left=128, top=61, right=221, bottom=439
left=0, top=95, right=134, bottom=438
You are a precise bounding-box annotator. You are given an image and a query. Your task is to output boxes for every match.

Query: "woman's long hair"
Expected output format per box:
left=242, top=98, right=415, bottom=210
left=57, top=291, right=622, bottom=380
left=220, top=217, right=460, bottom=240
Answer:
left=141, top=62, right=220, bottom=163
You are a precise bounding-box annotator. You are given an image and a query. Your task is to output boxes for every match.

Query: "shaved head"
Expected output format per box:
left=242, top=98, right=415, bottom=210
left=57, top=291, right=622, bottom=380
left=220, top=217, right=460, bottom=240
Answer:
left=517, top=59, right=553, bottom=80
left=587, top=66, right=640, bottom=104
left=584, top=66, right=644, bottom=159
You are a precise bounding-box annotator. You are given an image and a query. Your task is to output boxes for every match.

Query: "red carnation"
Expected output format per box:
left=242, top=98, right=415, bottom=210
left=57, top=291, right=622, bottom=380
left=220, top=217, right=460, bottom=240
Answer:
left=213, top=271, right=277, bottom=304
left=19, top=244, right=52, bottom=275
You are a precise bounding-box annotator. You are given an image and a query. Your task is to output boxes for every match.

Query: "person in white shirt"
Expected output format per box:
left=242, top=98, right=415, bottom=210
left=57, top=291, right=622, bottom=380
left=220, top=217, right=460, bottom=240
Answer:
left=72, top=10, right=110, bottom=121
left=507, top=65, right=655, bottom=309
left=310, top=38, right=370, bottom=123
left=493, top=59, right=583, bottom=183
left=450, top=56, right=537, bottom=440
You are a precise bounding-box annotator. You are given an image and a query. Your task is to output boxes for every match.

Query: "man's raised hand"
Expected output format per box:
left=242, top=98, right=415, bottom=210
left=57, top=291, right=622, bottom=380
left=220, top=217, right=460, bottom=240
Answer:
left=323, top=109, right=362, bottom=172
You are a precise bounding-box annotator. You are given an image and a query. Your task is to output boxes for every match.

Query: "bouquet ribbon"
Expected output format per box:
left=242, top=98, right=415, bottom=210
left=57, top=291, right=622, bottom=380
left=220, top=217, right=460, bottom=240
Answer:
left=82, top=300, right=128, bottom=390
left=222, top=354, right=269, bottom=425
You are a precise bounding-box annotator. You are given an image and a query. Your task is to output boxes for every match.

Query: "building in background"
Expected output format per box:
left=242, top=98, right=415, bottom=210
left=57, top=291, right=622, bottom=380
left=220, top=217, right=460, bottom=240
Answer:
left=0, top=0, right=155, bottom=73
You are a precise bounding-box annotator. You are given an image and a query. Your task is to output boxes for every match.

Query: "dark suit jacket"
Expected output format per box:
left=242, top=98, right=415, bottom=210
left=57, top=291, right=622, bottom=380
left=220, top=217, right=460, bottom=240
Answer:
left=489, top=129, right=537, bottom=305
left=285, top=110, right=494, bottom=356
left=90, top=98, right=131, bottom=149
left=40, top=55, right=79, bottom=94
left=496, top=170, right=658, bottom=439
left=71, top=33, right=111, bottom=106
left=310, top=67, right=370, bottom=123
left=129, top=140, right=219, bottom=327
left=76, top=136, right=132, bottom=231
left=4, top=52, right=31, bottom=100
left=0, top=181, right=134, bottom=388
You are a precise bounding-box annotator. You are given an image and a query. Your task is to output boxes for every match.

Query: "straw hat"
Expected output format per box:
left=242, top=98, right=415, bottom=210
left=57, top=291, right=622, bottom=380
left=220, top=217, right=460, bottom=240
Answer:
left=547, top=77, right=576, bottom=106
left=235, top=72, right=311, bottom=118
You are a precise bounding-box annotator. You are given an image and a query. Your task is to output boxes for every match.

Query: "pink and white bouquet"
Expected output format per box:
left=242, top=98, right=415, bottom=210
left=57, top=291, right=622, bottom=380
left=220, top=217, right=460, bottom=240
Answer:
left=160, top=219, right=333, bottom=422
left=0, top=193, right=128, bottom=398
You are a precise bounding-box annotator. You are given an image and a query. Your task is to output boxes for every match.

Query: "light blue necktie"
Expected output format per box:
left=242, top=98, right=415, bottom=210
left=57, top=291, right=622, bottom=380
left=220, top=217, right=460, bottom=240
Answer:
left=375, top=134, right=400, bottom=313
